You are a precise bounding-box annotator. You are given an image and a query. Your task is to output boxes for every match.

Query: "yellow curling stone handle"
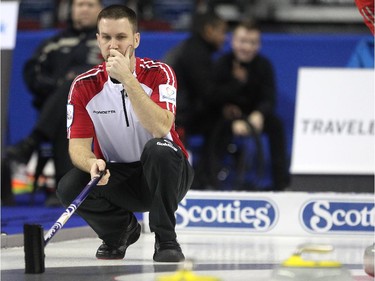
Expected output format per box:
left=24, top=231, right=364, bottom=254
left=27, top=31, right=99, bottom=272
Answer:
left=282, top=244, right=342, bottom=268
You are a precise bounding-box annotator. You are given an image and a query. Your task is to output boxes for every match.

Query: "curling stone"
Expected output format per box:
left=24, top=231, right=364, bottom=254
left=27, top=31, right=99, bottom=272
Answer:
left=157, top=259, right=221, bottom=281
left=271, top=244, right=353, bottom=281
left=364, top=243, right=374, bottom=277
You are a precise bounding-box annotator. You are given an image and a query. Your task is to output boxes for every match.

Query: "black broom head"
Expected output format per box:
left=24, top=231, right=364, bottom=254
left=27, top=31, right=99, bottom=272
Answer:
left=24, top=224, right=45, bottom=274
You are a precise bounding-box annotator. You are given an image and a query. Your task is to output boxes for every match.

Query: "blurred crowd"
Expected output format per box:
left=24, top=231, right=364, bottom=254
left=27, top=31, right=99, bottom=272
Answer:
left=18, top=0, right=365, bottom=32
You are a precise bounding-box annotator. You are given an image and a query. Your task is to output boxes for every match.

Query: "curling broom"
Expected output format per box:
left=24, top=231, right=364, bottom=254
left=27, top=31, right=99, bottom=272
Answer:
left=24, top=171, right=104, bottom=274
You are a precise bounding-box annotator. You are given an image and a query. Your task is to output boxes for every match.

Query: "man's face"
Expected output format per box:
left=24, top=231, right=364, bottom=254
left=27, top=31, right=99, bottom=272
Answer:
left=71, top=0, right=102, bottom=30
left=231, top=27, right=261, bottom=63
left=206, top=21, right=227, bottom=50
left=96, top=18, right=140, bottom=61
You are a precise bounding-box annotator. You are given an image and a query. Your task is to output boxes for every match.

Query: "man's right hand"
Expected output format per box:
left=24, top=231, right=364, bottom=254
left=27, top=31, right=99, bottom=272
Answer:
left=90, top=159, right=110, bottom=185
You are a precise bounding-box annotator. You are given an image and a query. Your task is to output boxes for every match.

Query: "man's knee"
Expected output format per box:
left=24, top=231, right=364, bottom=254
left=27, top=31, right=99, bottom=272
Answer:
left=141, top=138, right=180, bottom=163
left=56, top=174, right=71, bottom=207
left=56, top=168, right=88, bottom=206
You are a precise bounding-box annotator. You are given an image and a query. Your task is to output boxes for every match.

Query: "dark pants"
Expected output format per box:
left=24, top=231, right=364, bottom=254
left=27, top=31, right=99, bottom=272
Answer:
left=193, top=114, right=289, bottom=191
left=35, top=80, right=73, bottom=183
left=263, top=114, right=290, bottom=190
left=56, top=138, right=194, bottom=245
left=1, top=158, right=14, bottom=205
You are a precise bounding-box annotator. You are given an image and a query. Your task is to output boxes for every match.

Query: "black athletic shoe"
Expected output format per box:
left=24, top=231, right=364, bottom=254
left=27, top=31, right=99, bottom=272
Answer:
left=153, top=236, right=185, bottom=262
left=6, top=136, right=37, bottom=164
left=96, top=215, right=141, bottom=259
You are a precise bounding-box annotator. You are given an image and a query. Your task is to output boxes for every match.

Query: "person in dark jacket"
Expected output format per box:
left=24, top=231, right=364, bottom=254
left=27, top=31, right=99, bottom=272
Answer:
left=171, top=12, right=227, bottom=137
left=5, top=0, right=103, bottom=204
left=208, top=20, right=289, bottom=191
left=164, top=11, right=227, bottom=189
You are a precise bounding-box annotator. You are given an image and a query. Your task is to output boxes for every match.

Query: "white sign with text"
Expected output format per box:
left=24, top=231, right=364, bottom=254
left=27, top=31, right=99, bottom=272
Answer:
left=142, top=190, right=374, bottom=236
left=291, top=68, right=374, bottom=174
left=0, top=1, right=19, bottom=50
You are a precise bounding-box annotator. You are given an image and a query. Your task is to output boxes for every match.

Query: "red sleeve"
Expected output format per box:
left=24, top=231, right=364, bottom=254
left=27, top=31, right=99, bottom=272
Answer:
left=355, top=0, right=375, bottom=34
left=67, top=79, right=95, bottom=139
left=150, top=62, right=178, bottom=115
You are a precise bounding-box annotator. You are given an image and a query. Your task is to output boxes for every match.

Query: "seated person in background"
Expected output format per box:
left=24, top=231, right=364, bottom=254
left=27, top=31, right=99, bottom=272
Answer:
left=6, top=0, right=103, bottom=203
left=164, top=11, right=227, bottom=189
left=207, top=20, right=289, bottom=191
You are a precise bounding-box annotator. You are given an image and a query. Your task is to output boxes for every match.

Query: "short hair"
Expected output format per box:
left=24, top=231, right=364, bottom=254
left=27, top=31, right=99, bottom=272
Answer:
left=191, top=11, right=224, bottom=35
left=70, top=0, right=103, bottom=6
left=97, top=5, right=138, bottom=33
left=235, top=19, right=261, bottom=33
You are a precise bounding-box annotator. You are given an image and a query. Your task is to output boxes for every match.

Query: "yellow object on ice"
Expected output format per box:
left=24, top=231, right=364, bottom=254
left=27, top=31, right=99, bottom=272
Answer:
left=282, top=254, right=342, bottom=268
left=157, top=269, right=221, bottom=281
left=281, top=244, right=342, bottom=268
left=157, top=260, right=220, bottom=281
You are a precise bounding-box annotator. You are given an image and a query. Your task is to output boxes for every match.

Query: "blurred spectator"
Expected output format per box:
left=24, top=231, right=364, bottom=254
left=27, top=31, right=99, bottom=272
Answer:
left=164, top=11, right=227, bottom=189
left=207, top=20, right=289, bottom=191
left=5, top=0, right=103, bottom=205
left=1, top=159, right=14, bottom=206
left=167, top=11, right=227, bottom=136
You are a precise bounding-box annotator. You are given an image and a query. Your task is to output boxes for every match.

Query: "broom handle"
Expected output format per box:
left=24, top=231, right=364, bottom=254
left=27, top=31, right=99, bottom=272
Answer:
left=44, top=171, right=104, bottom=245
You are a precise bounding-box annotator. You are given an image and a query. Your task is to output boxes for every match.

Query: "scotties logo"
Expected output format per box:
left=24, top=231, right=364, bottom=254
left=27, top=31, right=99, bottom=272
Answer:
left=301, top=200, right=375, bottom=233
left=176, top=198, right=278, bottom=231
